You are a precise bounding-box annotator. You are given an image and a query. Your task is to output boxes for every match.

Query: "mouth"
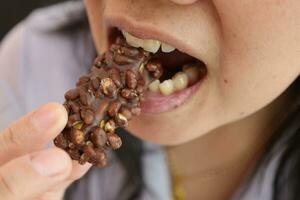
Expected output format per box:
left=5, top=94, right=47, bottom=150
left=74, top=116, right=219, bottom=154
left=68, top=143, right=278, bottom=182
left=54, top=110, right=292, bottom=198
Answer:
left=107, top=27, right=208, bottom=113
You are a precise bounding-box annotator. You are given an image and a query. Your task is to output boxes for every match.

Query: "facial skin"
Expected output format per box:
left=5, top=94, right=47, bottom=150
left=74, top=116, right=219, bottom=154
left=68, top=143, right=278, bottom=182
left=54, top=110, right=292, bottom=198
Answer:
left=84, top=0, right=300, bottom=146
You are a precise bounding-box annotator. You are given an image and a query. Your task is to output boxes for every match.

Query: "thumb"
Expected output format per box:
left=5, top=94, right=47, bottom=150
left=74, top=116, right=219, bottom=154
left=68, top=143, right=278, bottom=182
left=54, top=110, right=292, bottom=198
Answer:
left=0, top=102, right=68, bottom=165
left=0, top=148, right=72, bottom=200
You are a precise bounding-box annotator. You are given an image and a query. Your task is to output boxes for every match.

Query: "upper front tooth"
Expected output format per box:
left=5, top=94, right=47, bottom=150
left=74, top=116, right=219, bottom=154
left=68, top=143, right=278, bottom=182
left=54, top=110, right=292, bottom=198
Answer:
left=122, top=30, right=143, bottom=48
left=161, top=42, right=176, bottom=53
left=143, top=39, right=161, bottom=53
left=122, top=30, right=161, bottom=53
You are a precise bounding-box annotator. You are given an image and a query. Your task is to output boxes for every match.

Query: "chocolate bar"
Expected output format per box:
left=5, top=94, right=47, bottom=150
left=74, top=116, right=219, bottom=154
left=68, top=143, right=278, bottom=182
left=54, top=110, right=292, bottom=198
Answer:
left=54, top=37, right=162, bottom=167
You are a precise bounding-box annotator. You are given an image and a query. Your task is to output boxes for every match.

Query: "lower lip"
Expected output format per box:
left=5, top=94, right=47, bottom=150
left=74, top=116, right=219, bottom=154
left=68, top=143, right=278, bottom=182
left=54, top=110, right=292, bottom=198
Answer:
left=141, top=79, right=205, bottom=113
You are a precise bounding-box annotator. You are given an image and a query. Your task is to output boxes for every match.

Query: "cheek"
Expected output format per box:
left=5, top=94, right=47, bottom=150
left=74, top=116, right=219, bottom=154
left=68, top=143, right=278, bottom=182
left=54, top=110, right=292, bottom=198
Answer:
left=213, top=0, right=300, bottom=117
left=84, top=0, right=107, bottom=53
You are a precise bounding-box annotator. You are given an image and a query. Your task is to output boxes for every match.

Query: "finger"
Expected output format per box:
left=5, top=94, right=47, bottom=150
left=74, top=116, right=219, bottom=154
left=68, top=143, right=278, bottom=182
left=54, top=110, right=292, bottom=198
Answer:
left=68, top=161, right=92, bottom=181
left=170, top=0, right=198, bottom=4
left=40, top=162, right=91, bottom=200
left=0, top=148, right=72, bottom=200
left=0, top=102, right=67, bottom=165
left=50, top=162, right=92, bottom=194
left=39, top=181, right=72, bottom=200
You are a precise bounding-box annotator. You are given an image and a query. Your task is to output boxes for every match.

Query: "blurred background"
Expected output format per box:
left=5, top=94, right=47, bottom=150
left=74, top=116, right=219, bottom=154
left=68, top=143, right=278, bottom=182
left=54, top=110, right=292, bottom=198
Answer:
left=0, top=0, right=66, bottom=40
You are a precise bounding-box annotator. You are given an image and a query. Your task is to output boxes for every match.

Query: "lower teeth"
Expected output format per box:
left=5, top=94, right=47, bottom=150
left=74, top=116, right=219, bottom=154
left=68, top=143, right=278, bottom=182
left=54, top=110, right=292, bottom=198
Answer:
left=148, top=80, right=160, bottom=92
left=183, top=63, right=202, bottom=85
left=159, top=79, right=175, bottom=96
left=172, top=72, right=189, bottom=91
left=148, top=62, right=204, bottom=96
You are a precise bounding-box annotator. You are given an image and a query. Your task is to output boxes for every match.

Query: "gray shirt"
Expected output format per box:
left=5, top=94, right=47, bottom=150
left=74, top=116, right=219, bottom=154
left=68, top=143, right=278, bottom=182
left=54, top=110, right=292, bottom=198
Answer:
left=0, top=2, right=277, bottom=199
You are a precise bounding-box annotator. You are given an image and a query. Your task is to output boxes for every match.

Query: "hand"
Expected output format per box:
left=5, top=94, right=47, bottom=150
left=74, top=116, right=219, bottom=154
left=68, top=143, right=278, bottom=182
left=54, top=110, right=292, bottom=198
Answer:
left=0, top=103, right=91, bottom=200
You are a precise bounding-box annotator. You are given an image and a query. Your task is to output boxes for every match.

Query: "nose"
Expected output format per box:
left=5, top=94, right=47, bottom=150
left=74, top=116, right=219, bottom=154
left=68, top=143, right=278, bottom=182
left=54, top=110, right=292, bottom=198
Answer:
left=169, top=0, right=198, bottom=4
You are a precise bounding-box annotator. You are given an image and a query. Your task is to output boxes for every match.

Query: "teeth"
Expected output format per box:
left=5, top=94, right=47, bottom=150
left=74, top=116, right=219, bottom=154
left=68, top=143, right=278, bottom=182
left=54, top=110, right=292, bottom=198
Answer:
left=172, top=72, right=189, bottom=91
left=148, top=66, right=202, bottom=96
left=122, top=30, right=143, bottom=48
left=143, top=39, right=161, bottom=53
left=183, top=64, right=201, bottom=85
left=161, top=42, right=176, bottom=53
left=122, top=30, right=176, bottom=54
left=148, top=80, right=160, bottom=92
left=159, top=80, right=175, bottom=96
left=122, top=30, right=161, bottom=53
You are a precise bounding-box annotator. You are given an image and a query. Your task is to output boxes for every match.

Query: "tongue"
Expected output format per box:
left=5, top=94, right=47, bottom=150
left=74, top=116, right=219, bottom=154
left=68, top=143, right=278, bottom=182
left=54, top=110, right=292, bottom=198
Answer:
left=152, top=49, right=196, bottom=69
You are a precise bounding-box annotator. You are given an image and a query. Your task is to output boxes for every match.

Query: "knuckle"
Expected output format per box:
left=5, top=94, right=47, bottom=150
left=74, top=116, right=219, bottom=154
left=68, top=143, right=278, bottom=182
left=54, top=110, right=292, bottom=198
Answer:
left=0, top=170, right=16, bottom=198
left=4, top=126, right=22, bottom=149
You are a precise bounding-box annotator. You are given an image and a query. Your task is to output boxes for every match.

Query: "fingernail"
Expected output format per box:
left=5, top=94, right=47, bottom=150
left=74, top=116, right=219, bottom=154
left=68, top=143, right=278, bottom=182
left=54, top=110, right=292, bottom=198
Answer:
left=31, top=148, right=70, bottom=177
left=30, top=103, right=61, bottom=131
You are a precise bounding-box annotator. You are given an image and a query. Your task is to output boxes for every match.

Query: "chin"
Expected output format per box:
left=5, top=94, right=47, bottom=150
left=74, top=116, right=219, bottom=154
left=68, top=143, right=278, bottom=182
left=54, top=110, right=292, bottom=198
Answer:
left=126, top=114, right=210, bottom=146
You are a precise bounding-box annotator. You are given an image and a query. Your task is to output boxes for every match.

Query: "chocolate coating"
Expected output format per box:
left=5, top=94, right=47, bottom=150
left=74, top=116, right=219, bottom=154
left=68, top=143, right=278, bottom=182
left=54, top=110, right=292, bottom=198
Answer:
left=54, top=37, right=161, bottom=167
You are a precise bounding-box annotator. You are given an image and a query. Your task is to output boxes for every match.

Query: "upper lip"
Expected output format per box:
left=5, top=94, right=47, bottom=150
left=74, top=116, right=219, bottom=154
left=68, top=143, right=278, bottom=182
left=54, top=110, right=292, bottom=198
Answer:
left=104, top=15, right=207, bottom=66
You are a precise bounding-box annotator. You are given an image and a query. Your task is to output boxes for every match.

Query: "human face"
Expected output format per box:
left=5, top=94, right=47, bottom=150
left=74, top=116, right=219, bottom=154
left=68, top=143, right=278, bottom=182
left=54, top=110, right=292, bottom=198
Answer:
left=84, top=0, right=300, bottom=145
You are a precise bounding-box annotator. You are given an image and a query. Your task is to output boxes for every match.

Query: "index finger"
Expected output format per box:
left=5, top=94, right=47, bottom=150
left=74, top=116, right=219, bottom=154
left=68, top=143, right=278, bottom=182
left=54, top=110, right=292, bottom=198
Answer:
left=0, top=102, right=67, bottom=165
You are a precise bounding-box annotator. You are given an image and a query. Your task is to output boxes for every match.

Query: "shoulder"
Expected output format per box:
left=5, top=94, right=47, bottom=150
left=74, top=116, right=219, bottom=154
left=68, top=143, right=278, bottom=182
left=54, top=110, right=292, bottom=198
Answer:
left=24, top=1, right=86, bottom=32
left=0, top=1, right=94, bottom=127
left=0, top=1, right=87, bottom=92
left=0, top=22, right=24, bottom=86
left=0, top=23, right=25, bottom=129
left=0, top=22, right=24, bottom=59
